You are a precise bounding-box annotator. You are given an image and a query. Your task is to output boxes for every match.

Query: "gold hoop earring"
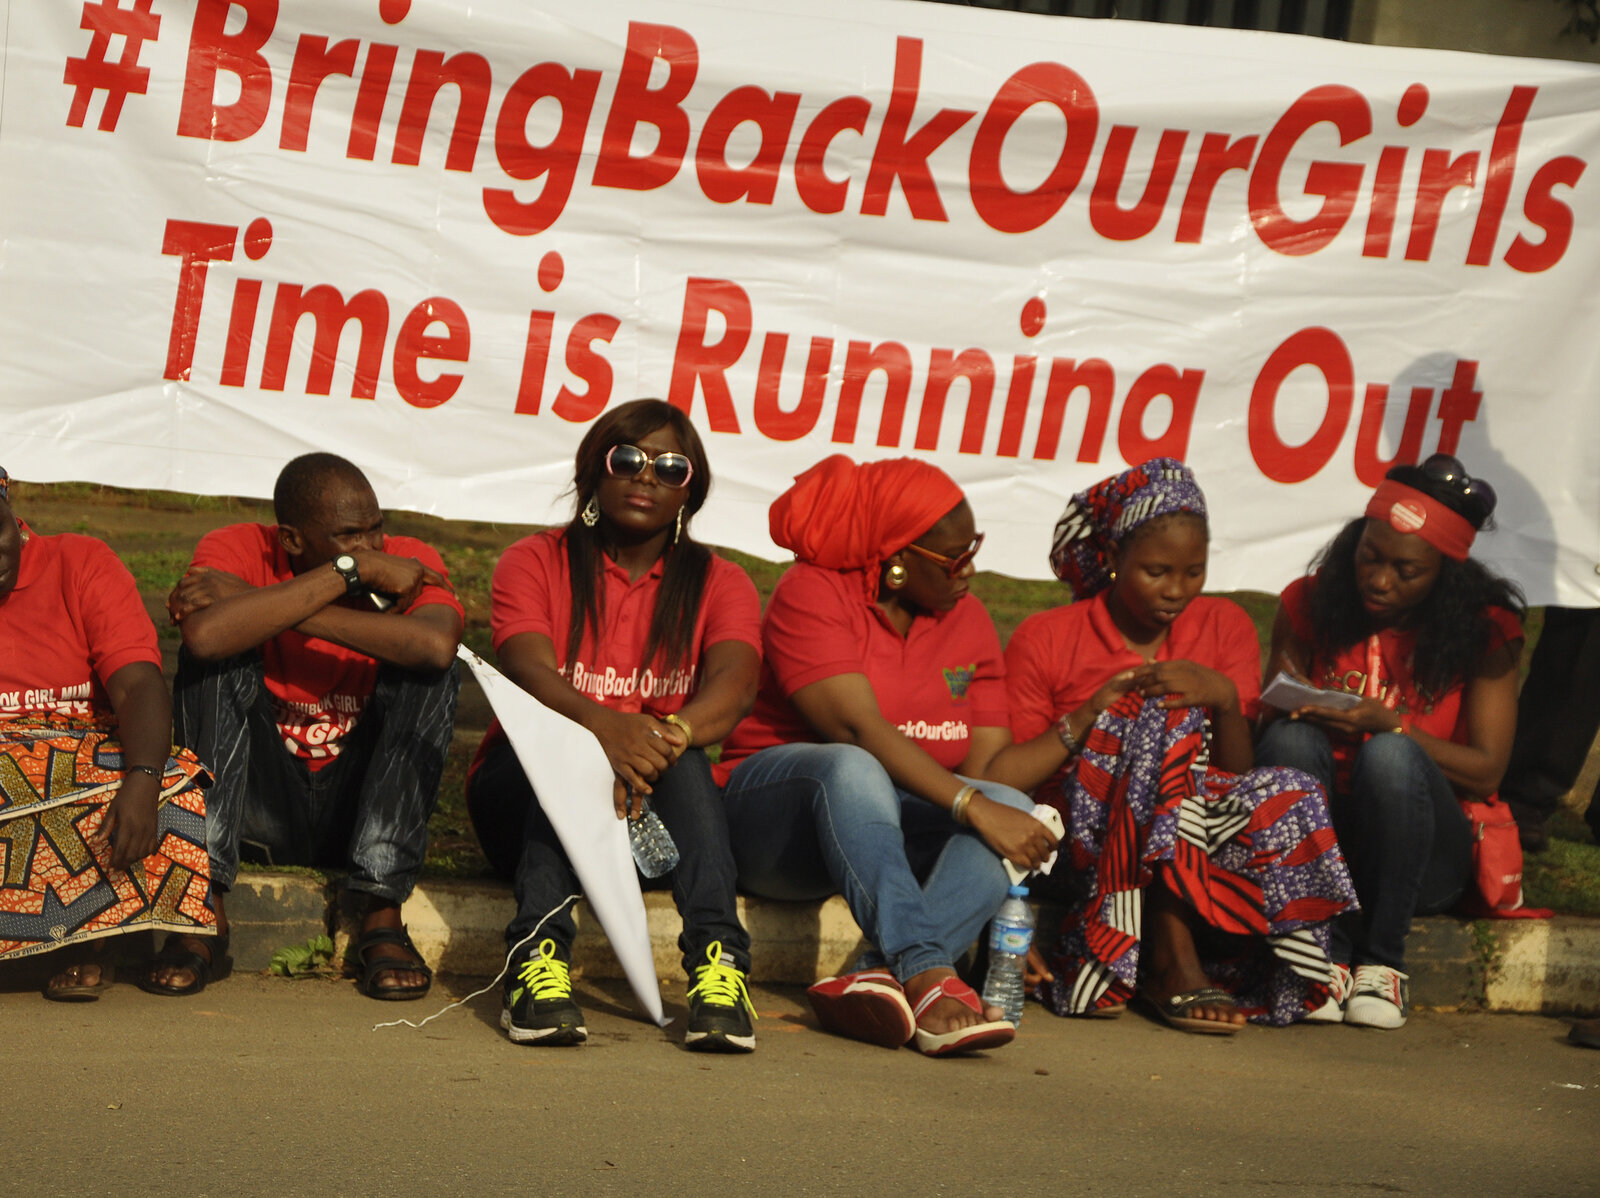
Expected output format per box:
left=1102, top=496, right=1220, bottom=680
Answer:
left=885, top=563, right=908, bottom=589
left=581, top=496, right=599, bottom=527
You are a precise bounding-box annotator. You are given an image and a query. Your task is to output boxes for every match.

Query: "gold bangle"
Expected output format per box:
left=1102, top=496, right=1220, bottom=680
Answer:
left=663, top=712, right=693, bottom=746
left=951, top=785, right=977, bottom=826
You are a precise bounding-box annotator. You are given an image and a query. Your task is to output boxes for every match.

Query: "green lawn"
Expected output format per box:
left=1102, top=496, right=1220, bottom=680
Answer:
left=13, top=480, right=1597, bottom=913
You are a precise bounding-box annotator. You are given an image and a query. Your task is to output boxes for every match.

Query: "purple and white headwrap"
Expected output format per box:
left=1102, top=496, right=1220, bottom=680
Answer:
left=1049, top=458, right=1207, bottom=599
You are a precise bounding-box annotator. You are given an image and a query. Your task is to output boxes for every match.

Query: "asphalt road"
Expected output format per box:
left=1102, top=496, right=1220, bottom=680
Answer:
left=4, top=970, right=1596, bottom=1197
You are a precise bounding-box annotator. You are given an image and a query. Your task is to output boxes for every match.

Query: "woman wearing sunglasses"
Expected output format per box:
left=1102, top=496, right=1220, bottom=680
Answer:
left=715, top=455, right=1058, bottom=1057
left=1255, top=455, right=1524, bottom=1029
left=466, top=399, right=762, bottom=1052
left=985, top=460, right=1355, bottom=1033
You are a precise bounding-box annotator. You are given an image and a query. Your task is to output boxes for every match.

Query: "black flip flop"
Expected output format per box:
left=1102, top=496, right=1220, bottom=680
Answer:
left=351, top=924, right=432, bottom=1001
left=139, top=932, right=232, bottom=997
left=1137, top=986, right=1243, bottom=1035
left=43, top=962, right=114, bottom=1002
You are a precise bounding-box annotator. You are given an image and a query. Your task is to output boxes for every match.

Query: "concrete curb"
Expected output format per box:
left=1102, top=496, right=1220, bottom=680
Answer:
left=219, top=870, right=1600, bottom=1013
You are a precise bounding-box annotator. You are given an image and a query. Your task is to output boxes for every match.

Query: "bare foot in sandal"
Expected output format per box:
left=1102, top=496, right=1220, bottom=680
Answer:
left=144, top=895, right=230, bottom=995
left=44, top=945, right=113, bottom=1002
left=354, top=900, right=431, bottom=999
left=1140, top=883, right=1246, bottom=1030
left=904, top=967, right=1003, bottom=1036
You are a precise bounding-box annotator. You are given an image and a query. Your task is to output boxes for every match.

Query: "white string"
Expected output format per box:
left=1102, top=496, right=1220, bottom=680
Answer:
left=371, top=894, right=582, bottom=1032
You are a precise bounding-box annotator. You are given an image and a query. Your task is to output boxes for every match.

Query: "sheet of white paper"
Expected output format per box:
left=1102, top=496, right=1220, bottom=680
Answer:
left=457, top=646, right=665, bottom=1027
left=1260, top=671, right=1365, bottom=713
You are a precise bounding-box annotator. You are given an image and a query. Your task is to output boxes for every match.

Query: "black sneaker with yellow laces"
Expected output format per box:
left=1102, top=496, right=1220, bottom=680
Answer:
left=684, top=941, right=756, bottom=1053
left=502, top=938, right=587, bottom=1046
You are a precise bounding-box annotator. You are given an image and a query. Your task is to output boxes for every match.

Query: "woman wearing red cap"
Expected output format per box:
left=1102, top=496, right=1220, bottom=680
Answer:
left=716, top=455, right=1058, bottom=1057
left=1256, top=455, right=1524, bottom=1029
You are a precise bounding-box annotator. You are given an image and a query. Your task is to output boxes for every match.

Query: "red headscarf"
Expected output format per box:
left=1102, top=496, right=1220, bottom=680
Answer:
left=770, top=455, right=965, bottom=598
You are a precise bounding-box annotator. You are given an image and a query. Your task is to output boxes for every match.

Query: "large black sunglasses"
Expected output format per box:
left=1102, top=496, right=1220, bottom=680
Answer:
left=903, top=532, right=985, bottom=578
left=1419, top=453, right=1495, bottom=512
left=605, top=444, right=693, bottom=490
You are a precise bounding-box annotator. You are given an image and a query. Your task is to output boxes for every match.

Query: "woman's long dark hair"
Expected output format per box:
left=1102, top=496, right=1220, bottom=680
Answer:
left=563, top=399, right=712, bottom=679
left=1306, top=462, right=1525, bottom=697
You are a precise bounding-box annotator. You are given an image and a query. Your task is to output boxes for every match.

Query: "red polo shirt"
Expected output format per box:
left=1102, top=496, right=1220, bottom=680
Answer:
left=190, top=523, right=463, bottom=769
left=1278, top=574, right=1523, bottom=769
left=1005, top=592, right=1264, bottom=744
left=716, top=561, right=1009, bottom=783
left=0, top=528, right=160, bottom=716
left=476, top=530, right=762, bottom=764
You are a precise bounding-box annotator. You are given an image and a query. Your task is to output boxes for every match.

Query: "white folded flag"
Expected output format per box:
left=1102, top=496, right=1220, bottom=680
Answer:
left=458, top=645, right=666, bottom=1026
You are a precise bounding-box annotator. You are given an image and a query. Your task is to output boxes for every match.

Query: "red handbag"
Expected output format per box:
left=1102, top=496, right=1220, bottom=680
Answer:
left=1456, top=797, right=1551, bottom=920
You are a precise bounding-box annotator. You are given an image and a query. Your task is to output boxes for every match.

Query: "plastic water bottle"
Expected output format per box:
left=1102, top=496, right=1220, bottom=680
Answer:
left=981, top=884, right=1035, bottom=1026
left=628, top=807, right=680, bottom=878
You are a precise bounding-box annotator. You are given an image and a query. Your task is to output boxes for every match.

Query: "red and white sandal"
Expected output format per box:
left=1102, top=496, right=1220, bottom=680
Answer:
left=806, top=969, right=917, bottom=1048
left=910, top=976, right=1016, bottom=1057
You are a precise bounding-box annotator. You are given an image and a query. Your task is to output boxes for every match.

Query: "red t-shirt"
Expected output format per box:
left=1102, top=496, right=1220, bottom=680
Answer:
left=716, top=562, right=1009, bottom=784
left=1278, top=574, right=1523, bottom=771
left=0, top=528, right=160, bottom=716
left=476, top=530, right=762, bottom=763
left=190, top=523, right=463, bottom=769
left=1005, top=592, right=1264, bottom=743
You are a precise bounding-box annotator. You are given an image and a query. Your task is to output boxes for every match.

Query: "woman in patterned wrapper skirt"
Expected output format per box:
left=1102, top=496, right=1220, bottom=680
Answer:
left=985, top=459, right=1357, bottom=1033
left=0, top=467, right=216, bottom=1000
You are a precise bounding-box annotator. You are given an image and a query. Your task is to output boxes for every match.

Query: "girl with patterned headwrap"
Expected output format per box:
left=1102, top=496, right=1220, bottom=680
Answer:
left=716, top=455, right=1059, bottom=1056
left=986, top=459, right=1356, bottom=1033
left=0, top=468, right=216, bottom=1000
left=1256, top=455, right=1524, bottom=1030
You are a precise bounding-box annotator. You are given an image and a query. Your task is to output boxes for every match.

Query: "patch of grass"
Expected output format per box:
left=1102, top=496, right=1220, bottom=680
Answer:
left=1469, top=919, right=1502, bottom=992
left=121, top=548, right=196, bottom=595
left=1523, top=816, right=1600, bottom=917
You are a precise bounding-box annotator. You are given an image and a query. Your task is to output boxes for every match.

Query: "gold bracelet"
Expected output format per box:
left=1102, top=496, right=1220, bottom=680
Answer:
left=951, top=785, right=977, bottom=826
left=663, top=712, right=694, bottom=747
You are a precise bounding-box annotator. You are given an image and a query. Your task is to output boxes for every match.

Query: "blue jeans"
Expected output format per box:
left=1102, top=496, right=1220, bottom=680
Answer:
left=721, top=742, right=1032, bottom=983
left=1255, top=721, right=1472, bottom=972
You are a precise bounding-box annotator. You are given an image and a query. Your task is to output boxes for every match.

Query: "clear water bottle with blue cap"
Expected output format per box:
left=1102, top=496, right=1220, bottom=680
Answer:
left=981, top=884, right=1035, bottom=1026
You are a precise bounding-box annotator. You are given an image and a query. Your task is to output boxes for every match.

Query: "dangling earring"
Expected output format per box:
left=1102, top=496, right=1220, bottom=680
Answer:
left=581, top=496, right=599, bottom=527
left=673, top=508, right=684, bottom=544
left=885, top=563, right=908, bottom=589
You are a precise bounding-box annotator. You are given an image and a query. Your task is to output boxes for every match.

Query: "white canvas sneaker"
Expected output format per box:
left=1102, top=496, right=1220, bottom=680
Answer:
left=1345, top=964, right=1409, bottom=1030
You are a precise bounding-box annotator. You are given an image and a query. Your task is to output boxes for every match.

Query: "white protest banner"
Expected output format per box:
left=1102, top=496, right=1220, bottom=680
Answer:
left=2, top=0, right=1597, bottom=601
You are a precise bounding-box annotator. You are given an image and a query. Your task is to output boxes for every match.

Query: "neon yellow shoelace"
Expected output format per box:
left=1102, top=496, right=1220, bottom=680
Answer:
left=686, top=941, right=755, bottom=1018
left=513, top=938, right=572, bottom=1002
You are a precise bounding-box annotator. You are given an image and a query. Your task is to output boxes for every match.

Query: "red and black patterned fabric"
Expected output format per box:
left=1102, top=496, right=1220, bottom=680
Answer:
left=1036, top=694, right=1357, bottom=1025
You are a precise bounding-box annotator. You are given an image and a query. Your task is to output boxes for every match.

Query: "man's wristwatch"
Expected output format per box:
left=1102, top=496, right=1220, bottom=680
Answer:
left=332, top=553, right=362, bottom=595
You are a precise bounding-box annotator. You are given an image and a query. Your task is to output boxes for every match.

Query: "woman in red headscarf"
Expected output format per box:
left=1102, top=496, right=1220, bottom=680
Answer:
left=716, top=455, right=1058, bottom=1057
left=1256, top=455, right=1524, bottom=1030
